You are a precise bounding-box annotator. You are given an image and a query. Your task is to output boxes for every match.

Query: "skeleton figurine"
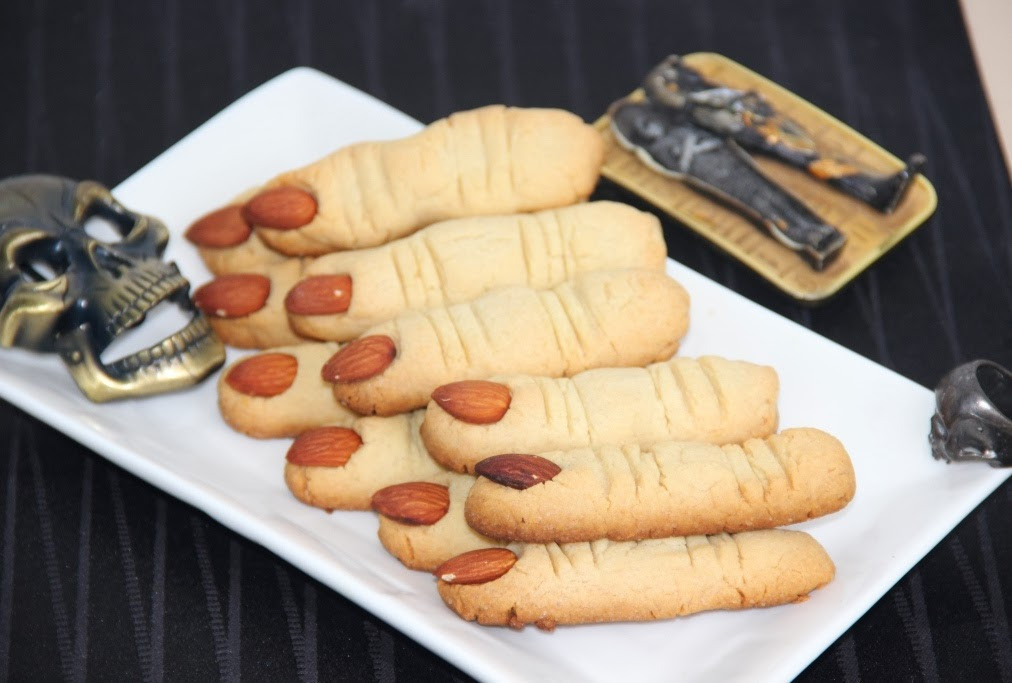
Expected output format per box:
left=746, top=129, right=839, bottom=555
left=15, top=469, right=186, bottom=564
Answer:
left=0, top=175, right=225, bottom=401
left=642, top=55, right=924, bottom=213
left=930, top=360, right=1012, bottom=467
left=611, top=80, right=847, bottom=270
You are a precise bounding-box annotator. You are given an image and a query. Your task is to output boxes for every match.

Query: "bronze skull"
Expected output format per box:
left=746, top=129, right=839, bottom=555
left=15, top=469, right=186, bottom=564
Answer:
left=0, top=174, right=224, bottom=401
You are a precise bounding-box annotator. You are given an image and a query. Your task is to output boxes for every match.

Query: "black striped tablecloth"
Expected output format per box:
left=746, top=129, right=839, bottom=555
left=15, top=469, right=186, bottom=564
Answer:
left=1, top=0, right=1010, bottom=680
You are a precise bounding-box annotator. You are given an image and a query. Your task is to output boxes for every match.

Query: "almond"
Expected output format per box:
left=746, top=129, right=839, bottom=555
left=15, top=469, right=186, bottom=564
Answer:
left=225, top=352, right=298, bottom=397
left=193, top=274, right=271, bottom=318
left=286, top=426, right=363, bottom=467
left=321, top=335, right=396, bottom=383
left=475, top=453, right=561, bottom=490
left=243, top=187, right=317, bottom=230
left=371, top=482, right=450, bottom=525
left=431, top=380, right=511, bottom=424
left=285, top=274, right=353, bottom=315
left=434, top=548, right=517, bottom=585
left=184, top=205, right=251, bottom=247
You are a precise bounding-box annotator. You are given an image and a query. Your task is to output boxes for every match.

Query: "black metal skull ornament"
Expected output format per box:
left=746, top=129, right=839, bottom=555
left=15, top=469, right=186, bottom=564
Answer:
left=930, top=360, right=1012, bottom=467
left=0, top=175, right=225, bottom=401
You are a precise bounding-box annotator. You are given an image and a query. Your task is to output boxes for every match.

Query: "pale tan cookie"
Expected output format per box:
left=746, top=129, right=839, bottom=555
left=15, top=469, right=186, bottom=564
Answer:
left=193, top=260, right=310, bottom=348
left=284, top=411, right=448, bottom=510
left=324, top=269, right=690, bottom=416
left=464, top=428, right=856, bottom=542
left=218, top=342, right=354, bottom=438
left=374, top=474, right=503, bottom=571
left=185, top=206, right=290, bottom=276
left=288, top=201, right=667, bottom=341
left=184, top=188, right=293, bottom=276
left=189, top=201, right=664, bottom=349
left=436, top=529, right=835, bottom=629
left=421, top=356, right=778, bottom=473
left=190, top=106, right=603, bottom=257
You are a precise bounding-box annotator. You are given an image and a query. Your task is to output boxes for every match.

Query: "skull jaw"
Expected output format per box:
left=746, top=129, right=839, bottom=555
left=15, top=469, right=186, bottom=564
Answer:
left=55, top=314, right=224, bottom=402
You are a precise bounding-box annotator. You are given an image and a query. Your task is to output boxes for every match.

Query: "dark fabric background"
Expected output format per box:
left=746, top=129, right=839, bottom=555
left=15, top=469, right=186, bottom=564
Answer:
left=1, top=0, right=1011, bottom=680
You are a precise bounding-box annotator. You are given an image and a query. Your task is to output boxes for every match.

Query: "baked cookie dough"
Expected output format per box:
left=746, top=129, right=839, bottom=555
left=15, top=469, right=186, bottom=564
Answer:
left=465, top=428, right=855, bottom=542
left=421, top=356, right=778, bottom=472
left=218, top=342, right=353, bottom=438
left=375, top=474, right=503, bottom=571
left=436, top=530, right=835, bottom=629
left=326, top=269, right=690, bottom=416
left=284, top=411, right=447, bottom=511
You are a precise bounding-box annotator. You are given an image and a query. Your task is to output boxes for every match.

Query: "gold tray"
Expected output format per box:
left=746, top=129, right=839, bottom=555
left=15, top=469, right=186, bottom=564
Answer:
left=594, top=52, right=937, bottom=302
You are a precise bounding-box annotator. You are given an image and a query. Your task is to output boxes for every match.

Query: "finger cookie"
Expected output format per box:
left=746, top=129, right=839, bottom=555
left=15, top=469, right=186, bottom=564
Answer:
left=288, top=201, right=666, bottom=341
left=218, top=343, right=353, bottom=438
left=324, top=269, right=690, bottom=416
left=421, top=356, right=778, bottom=473
left=436, top=530, right=835, bottom=629
left=185, top=203, right=290, bottom=276
left=464, top=428, right=856, bottom=543
left=191, top=201, right=665, bottom=349
left=373, top=475, right=503, bottom=571
left=284, top=411, right=448, bottom=511
left=194, top=106, right=604, bottom=257
left=194, top=259, right=309, bottom=348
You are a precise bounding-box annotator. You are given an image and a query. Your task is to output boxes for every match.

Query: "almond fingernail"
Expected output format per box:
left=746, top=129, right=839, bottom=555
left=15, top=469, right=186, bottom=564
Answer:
left=286, top=426, right=363, bottom=467
left=371, top=482, right=450, bottom=525
left=225, top=352, right=298, bottom=397
left=475, top=454, right=562, bottom=490
left=185, top=205, right=252, bottom=247
left=285, top=274, right=353, bottom=315
left=321, top=335, right=396, bottom=383
left=434, top=548, right=517, bottom=585
left=193, top=274, right=271, bottom=318
left=243, top=187, right=317, bottom=230
left=431, top=380, right=511, bottom=424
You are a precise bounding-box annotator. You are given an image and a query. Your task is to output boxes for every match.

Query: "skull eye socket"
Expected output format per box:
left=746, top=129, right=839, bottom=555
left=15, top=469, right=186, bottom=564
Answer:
left=977, top=364, right=1012, bottom=421
left=82, top=198, right=137, bottom=242
left=16, top=237, right=68, bottom=282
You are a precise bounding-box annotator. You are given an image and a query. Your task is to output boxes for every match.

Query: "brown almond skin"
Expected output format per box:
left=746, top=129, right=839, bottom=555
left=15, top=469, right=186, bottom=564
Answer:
left=243, top=187, right=317, bottom=230
left=286, top=426, right=363, bottom=467
left=431, top=380, right=511, bottom=424
left=185, top=205, right=252, bottom=247
left=225, top=352, right=298, bottom=397
left=285, top=274, right=353, bottom=315
left=193, top=274, right=271, bottom=318
left=321, top=335, right=396, bottom=383
left=434, top=548, right=518, bottom=585
left=371, top=482, right=450, bottom=525
left=475, top=454, right=562, bottom=490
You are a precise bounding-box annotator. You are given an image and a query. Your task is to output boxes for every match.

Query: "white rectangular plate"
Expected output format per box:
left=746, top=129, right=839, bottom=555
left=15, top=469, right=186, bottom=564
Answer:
left=1, top=68, right=1007, bottom=683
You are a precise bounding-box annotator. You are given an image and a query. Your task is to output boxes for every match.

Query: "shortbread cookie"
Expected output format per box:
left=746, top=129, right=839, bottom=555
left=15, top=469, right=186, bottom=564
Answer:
left=284, top=411, right=448, bottom=510
left=465, top=428, right=855, bottom=542
left=325, top=269, right=690, bottom=416
left=190, top=106, right=604, bottom=257
left=374, top=475, right=503, bottom=571
left=436, top=530, right=835, bottom=629
left=194, top=260, right=309, bottom=348
left=289, top=201, right=667, bottom=341
left=185, top=203, right=290, bottom=276
left=191, top=201, right=665, bottom=348
left=218, top=343, right=354, bottom=438
left=421, top=356, right=778, bottom=473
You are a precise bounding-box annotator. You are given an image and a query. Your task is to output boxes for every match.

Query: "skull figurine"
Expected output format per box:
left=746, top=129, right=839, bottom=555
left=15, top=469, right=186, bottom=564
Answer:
left=0, top=174, right=224, bottom=401
left=929, top=359, right=1012, bottom=467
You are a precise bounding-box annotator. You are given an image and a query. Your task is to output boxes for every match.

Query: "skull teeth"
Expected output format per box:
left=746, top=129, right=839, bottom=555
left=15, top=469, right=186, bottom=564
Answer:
left=105, top=270, right=189, bottom=340
left=105, top=314, right=214, bottom=378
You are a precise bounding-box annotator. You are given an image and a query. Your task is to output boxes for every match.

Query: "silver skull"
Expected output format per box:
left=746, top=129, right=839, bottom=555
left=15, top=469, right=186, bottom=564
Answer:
left=930, top=359, right=1012, bottom=467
